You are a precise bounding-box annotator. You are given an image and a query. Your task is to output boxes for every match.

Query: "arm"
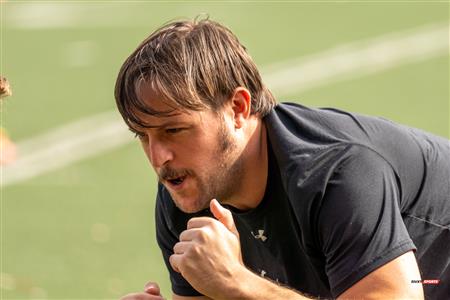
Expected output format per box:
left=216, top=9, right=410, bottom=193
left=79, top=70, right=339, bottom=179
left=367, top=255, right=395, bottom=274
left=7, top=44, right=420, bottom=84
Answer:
left=220, top=252, right=424, bottom=300
left=211, top=267, right=313, bottom=300
left=121, top=253, right=423, bottom=300
left=171, top=206, right=424, bottom=300
left=316, top=147, right=423, bottom=298
left=338, top=251, right=424, bottom=299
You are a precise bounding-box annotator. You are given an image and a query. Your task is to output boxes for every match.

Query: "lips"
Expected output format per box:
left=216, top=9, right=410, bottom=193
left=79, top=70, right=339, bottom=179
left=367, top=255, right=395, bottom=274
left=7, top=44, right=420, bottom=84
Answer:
left=159, top=167, right=191, bottom=190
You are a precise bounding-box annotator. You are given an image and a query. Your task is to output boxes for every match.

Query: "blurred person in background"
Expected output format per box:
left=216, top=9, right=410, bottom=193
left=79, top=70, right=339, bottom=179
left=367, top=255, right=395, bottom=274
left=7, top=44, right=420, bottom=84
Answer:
left=115, top=18, right=449, bottom=300
left=0, top=76, right=17, bottom=165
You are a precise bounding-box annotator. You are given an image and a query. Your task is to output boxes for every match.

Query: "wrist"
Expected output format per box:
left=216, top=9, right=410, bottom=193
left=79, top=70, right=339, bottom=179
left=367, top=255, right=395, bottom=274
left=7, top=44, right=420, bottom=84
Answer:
left=223, top=266, right=264, bottom=300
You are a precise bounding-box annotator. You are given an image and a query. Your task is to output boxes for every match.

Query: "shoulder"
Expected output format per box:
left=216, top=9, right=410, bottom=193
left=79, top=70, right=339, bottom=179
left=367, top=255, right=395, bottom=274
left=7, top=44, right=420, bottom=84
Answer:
left=284, top=145, right=399, bottom=237
left=328, top=145, right=395, bottom=185
left=283, top=143, right=392, bottom=201
left=316, top=147, right=414, bottom=296
left=266, top=102, right=358, bottom=128
left=315, top=145, right=403, bottom=241
left=312, top=144, right=398, bottom=203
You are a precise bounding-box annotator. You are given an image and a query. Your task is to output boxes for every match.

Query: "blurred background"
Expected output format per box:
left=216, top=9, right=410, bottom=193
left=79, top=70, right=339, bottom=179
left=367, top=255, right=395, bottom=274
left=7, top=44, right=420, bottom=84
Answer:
left=1, top=1, right=448, bottom=299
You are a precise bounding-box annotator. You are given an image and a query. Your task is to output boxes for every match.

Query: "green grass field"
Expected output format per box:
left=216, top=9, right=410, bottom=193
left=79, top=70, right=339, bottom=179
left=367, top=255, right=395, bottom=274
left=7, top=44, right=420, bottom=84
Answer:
left=2, top=2, right=449, bottom=299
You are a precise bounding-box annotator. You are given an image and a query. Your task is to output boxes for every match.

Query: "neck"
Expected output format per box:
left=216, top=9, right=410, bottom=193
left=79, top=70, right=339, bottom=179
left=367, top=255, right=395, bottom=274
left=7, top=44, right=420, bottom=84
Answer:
left=224, top=118, right=268, bottom=211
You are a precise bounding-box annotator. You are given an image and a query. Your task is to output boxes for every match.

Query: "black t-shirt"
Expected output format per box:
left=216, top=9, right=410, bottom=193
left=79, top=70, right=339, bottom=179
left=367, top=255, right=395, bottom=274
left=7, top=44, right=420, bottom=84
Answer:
left=155, top=102, right=450, bottom=299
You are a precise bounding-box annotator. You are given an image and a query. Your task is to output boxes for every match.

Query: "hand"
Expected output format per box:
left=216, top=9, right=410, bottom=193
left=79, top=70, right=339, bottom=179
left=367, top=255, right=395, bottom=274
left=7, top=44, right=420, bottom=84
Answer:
left=169, top=199, right=245, bottom=299
left=120, top=281, right=165, bottom=300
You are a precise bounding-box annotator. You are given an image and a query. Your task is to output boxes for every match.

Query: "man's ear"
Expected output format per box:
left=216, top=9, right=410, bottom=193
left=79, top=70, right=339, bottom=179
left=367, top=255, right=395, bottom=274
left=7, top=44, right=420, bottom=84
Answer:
left=229, top=87, right=251, bottom=129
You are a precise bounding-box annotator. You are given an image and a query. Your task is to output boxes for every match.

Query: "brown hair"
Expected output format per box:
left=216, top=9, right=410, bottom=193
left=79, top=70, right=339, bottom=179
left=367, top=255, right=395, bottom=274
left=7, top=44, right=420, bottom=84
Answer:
left=114, top=17, right=276, bottom=129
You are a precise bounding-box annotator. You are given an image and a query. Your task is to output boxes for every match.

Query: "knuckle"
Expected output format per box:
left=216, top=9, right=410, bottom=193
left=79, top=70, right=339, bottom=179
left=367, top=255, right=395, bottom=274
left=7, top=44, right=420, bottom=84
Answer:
left=197, top=228, right=209, bottom=242
left=173, top=242, right=182, bottom=253
left=169, top=254, right=180, bottom=266
left=191, top=244, right=201, bottom=256
left=209, top=220, right=221, bottom=232
left=188, top=243, right=196, bottom=253
left=173, top=242, right=180, bottom=253
left=187, top=218, right=197, bottom=228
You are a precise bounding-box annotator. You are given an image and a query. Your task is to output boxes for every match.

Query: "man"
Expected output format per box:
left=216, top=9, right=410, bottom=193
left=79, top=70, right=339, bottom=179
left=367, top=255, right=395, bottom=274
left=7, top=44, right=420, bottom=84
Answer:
left=115, top=18, right=449, bottom=300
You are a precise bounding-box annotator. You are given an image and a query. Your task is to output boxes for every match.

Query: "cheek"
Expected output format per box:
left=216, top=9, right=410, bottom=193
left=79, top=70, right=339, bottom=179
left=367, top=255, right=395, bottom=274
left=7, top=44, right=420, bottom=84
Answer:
left=176, top=143, right=219, bottom=172
left=179, top=134, right=217, bottom=155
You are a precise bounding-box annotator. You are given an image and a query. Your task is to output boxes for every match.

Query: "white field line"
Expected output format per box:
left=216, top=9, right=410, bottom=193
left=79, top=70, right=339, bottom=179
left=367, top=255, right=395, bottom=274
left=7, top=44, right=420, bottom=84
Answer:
left=3, top=112, right=131, bottom=186
left=2, top=22, right=449, bottom=187
left=5, top=3, right=129, bottom=29
left=262, top=22, right=449, bottom=95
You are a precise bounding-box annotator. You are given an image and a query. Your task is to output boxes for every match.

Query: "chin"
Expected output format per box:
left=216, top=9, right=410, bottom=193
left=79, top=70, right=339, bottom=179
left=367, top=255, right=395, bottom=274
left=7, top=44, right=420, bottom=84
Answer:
left=173, top=196, right=208, bottom=214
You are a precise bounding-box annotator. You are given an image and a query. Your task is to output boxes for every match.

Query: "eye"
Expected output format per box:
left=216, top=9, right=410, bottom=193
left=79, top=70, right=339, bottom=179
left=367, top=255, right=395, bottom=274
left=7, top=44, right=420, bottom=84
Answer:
left=165, top=128, right=184, bottom=134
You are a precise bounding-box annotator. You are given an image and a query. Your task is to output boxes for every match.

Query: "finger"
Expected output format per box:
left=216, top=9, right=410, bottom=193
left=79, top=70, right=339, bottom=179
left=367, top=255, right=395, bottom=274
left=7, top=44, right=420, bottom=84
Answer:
left=186, top=216, right=216, bottom=229
left=143, top=281, right=160, bottom=295
left=210, top=199, right=239, bottom=236
left=179, top=228, right=203, bottom=242
left=120, top=292, right=164, bottom=300
left=173, top=241, right=191, bottom=254
left=169, top=253, right=182, bottom=273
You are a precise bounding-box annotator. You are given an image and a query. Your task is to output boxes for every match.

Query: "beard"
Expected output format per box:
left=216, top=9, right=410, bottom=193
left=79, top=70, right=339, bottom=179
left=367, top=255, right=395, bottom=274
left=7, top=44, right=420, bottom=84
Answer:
left=158, top=117, right=245, bottom=213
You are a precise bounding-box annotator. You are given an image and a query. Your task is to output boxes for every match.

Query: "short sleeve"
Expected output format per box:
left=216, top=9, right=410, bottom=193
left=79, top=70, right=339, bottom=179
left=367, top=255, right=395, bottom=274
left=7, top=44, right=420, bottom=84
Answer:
left=317, top=147, right=416, bottom=297
left=155, top=186, right=203, bottom=297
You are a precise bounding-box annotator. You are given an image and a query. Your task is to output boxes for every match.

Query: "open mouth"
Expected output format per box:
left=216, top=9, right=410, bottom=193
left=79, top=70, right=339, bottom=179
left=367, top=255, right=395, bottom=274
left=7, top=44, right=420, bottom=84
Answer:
left=167, top=175, right=187, bottom=186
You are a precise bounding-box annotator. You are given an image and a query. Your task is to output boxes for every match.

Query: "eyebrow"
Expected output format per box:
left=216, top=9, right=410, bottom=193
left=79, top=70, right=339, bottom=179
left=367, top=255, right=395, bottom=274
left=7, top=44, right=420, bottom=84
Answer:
left=129, top=120, right=188, bottom=131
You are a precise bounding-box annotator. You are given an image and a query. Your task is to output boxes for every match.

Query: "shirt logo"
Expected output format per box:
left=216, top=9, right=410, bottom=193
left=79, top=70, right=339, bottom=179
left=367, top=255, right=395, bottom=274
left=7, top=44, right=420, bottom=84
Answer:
left=251, top=229, right=267, bottom=242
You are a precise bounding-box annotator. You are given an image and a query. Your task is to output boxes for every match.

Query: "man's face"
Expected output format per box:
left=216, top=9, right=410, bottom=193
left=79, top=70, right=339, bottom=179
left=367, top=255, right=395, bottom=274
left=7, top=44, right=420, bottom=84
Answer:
left=132, top=86, right=245, bottom=213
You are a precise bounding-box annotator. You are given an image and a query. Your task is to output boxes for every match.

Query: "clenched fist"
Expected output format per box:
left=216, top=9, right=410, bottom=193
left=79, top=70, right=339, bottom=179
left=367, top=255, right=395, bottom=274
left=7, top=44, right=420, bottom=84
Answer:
left=169, top=199, right=246, bottom=299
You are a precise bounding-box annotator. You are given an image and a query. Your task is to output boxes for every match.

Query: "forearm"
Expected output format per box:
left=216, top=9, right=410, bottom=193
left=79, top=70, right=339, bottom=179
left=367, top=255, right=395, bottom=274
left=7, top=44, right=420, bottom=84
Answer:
left=220, top=267, right=313, bottom=300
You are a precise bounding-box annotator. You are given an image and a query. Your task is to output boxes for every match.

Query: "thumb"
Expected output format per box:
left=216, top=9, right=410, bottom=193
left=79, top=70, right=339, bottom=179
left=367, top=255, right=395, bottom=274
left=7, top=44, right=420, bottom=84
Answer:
left=210, top=199, right=239, bottom=237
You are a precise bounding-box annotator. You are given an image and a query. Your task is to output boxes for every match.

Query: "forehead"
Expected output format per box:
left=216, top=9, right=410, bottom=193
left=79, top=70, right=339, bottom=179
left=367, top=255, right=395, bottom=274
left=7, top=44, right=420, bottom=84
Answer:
left=130, top=82, right=214, bottom=129
left=136, top=81, right=181, bottom=114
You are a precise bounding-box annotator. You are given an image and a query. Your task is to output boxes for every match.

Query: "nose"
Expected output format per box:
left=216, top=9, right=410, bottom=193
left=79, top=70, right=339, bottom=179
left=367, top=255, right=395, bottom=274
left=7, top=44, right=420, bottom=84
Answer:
left=144, top=137, right=174, bottom=168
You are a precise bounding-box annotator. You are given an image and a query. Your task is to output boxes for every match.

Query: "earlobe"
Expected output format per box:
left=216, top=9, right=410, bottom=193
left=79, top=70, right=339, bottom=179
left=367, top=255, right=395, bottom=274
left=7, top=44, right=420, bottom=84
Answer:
left=230, top=87, right=252, bottom=129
